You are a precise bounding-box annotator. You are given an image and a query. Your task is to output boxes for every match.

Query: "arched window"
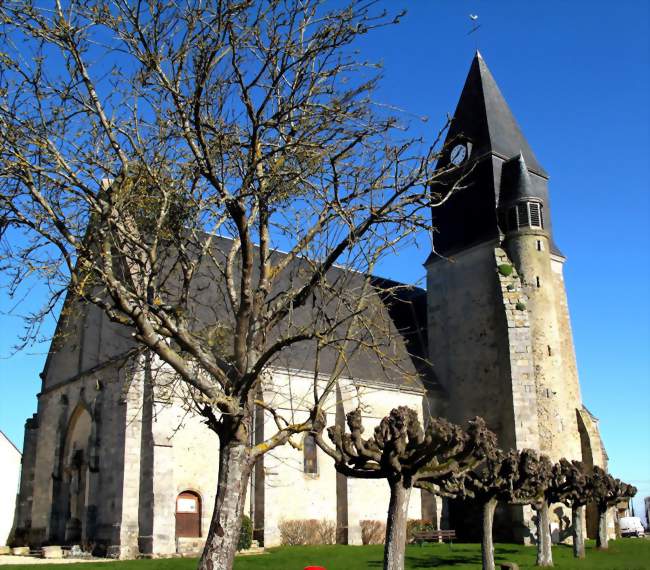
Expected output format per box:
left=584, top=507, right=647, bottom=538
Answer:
left=176, top=490, right=201, bottom=538
left=303, top=434, right=318, bottom=475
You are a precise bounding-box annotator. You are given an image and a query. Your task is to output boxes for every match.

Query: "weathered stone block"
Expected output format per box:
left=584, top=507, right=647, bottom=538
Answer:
left=500, top=563, right=519, bottom=570
left=0, top=546, right=10, bottom=555
left=42, top=545, right=63, bottom=559
left=176, top=537, right=206, bottom=556
left=12, top=546, right=30, bottom=556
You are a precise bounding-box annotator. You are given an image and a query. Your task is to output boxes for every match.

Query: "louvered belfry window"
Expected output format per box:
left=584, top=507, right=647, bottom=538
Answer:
left=509, top=201, right=543, bottom=230
left=529, top=203, right=542, bottom=227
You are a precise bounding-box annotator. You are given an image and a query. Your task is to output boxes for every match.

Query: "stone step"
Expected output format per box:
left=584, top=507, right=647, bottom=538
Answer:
left=42, top=545, right=64, bottom=559
left=11, top=547, right=31, bottom=556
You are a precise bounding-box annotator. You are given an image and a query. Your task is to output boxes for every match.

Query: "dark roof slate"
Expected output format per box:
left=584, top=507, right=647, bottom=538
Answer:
left=429, top=53, right=565, bottom=258
left=145, top=235, right=437, bottom=393
left=440, top=52, right=547, bottom=178
left=499, top=154, right=544, bottom=205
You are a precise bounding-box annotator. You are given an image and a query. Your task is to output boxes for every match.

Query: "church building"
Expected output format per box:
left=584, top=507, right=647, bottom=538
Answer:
left=11, top=53, right=608, bottom=557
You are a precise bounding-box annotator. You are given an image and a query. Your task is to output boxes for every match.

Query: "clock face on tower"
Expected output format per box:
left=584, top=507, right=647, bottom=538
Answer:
left=450, top=144, right=468, bottom=166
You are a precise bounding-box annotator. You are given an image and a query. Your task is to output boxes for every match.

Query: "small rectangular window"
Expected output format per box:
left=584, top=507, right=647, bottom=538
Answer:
left=536, top=276, right=541, bottom=288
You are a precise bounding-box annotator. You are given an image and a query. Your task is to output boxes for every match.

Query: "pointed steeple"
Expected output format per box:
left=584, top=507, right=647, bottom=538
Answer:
left=427, top=53, right=560, bottom=260
left=442, top=52, right=547, bottom=177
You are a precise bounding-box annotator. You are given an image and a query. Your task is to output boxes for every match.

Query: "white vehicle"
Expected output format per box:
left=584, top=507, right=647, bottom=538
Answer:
left=619, top=516, right=645, bottom=538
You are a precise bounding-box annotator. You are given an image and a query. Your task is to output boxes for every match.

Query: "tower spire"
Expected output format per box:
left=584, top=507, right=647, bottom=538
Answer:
left=441, top=53, right=546, bottom=177
left=429, top=54, right=559, bottom=258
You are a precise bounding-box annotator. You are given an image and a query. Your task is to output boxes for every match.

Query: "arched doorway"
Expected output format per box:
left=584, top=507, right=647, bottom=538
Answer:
left=175, top=491, right=201, bottom=538
left=62, top=405, right=92, bottom=543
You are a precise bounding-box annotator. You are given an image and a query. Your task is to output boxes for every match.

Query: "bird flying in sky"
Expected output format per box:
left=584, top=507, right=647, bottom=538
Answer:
left=470, top=14, right=479, bottom=20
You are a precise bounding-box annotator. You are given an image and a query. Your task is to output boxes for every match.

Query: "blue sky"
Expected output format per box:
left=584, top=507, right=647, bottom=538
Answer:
left=1, top=1, right=649, bottom=519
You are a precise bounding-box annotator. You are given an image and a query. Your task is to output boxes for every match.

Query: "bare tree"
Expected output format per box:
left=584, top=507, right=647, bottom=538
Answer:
left=551, top=459, right=592, bottom=559
left=0, top=1, right=464, bottom=568
left=591, top=466, right=637, bottom=550
left=316, top=406, right=496, bottom=570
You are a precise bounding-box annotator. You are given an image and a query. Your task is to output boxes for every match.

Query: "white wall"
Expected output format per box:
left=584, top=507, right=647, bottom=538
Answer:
left=262, top=369, right=425, bottom=546
left=0, top=432, right=22, bottom=546
left=146, top=365, right=427, bottom=550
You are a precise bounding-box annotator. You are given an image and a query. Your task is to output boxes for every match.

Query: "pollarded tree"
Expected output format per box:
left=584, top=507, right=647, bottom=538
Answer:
left=443, top=449, right=552, bottom=570
left=315, top=407, right=497, bottom=570
left=591, top=466, right=637, bottom=550
left=503, top=450, right=555, bottom=568
left=550, top=459, right=592, bottom=559
left=0, top=2, right=465, bottom=568
left=442, top=450, right=511, bottom=570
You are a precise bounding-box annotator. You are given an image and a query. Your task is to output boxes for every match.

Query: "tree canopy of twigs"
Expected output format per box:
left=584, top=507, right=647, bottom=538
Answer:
left=550, top=459, right=592, bottom=559
left=0, top=1, right=465, bottom=568
left=503, top=450, right=554, bottom=568
left=316, top=406, right=496, bottom=570
left=591, top=466, right=637, bottom=550
left=443, top=449, right=554, bottom=570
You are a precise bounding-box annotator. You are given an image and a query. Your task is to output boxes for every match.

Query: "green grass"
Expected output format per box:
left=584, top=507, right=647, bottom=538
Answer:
left=9, top=540, right=650, bottom=570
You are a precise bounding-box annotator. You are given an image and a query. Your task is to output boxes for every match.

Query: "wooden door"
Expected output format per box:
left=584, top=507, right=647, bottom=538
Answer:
left=176, top=491, right=201, bottom=538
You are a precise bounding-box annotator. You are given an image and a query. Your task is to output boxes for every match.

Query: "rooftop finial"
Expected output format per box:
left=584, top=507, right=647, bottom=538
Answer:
left=468, top=13, right=481, bottom=37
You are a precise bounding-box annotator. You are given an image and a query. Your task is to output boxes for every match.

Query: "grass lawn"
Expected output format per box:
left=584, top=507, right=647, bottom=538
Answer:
left=8, top=540, right=650, bottom=569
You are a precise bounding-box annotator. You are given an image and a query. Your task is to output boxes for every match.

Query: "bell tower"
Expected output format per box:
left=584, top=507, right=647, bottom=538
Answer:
left=426, top=52, right=602, bottom=470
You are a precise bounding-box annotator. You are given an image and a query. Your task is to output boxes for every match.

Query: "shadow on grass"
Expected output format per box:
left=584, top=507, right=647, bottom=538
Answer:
left=364, top=544, right=483, bottom=569
left=405, top=557, right=482, bottom=568
left=397, top=544, right=521, bottom=569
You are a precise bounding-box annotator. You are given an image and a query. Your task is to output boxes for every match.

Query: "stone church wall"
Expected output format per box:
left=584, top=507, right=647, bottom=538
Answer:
left=493, top=247, right=540, bottom=452
left=551, top=256, right=587, bottom=461
left=16, top=321, right=431, bottom=557
left=258, top=369, right=424, bottom=547
left=343, top=384, right=425, bottom=545
left=504, top=230, right=583, bottom=464
left=426, top=241, right=519, bottom=449
left=41, top=297, right=135, bottom=392
left=14, top=362, right=135, bottom=553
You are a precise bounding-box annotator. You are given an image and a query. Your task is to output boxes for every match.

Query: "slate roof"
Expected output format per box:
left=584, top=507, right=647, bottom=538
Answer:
left=44, top=233, right=438, bottom=395
left=439, top=51, right=546, bottom=178
left=429, top=52, right=563, bottom=258
left=187, top=236, right=436, bottom=393
left=499, top=153, right=546, bottom=205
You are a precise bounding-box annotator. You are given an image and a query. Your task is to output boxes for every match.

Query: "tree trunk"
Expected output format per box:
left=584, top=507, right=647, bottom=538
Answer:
left=481, top=498, right=497, bottom=570
left=198, top=442, right=251, bottom=570
left=535, top=502, right=553, bottom=567
left=571, top=505, right=585, bottom=559
left=596, top=508, right=608, bottom=550
left=383, top=478, right=412, bottom=570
